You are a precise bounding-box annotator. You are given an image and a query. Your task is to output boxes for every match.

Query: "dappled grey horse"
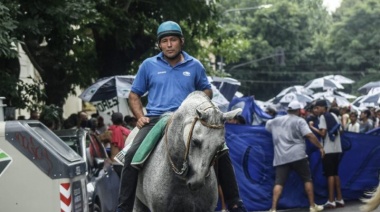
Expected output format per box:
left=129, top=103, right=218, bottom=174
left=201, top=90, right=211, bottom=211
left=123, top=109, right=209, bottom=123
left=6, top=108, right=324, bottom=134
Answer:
left=134, top=91, right=241, bottom=212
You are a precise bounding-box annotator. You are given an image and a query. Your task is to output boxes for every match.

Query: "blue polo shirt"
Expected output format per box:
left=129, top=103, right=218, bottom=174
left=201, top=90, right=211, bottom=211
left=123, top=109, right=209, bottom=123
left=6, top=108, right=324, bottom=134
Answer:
left=131, top=51, right=211, bottom=116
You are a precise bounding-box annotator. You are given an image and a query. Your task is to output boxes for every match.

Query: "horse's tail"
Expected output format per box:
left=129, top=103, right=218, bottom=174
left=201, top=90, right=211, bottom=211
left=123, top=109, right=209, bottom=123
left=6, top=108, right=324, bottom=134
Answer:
left=361, top=184, right=380, bottom=212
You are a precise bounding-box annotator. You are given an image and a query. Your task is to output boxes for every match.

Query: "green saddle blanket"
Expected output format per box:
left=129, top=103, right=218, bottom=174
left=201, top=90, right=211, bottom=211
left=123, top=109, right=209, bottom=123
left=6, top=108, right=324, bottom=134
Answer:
left=131, top=115, right=170, bottom=169
left=130, top=115, right=229, bottom=169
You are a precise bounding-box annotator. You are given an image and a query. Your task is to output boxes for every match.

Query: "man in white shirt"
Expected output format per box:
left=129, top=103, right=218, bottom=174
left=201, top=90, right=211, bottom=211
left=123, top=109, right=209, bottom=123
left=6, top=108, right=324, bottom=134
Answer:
left=266, top=101, right=324, bottom=212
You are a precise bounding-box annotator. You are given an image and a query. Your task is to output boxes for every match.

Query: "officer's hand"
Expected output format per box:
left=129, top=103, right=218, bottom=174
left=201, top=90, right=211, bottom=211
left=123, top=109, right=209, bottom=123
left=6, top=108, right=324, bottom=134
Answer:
left=137, top=117, right=150, bottom=129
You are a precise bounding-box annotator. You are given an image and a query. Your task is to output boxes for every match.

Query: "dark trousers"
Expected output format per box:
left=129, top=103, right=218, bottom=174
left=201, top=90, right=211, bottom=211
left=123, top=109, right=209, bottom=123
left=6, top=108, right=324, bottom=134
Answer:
left=215, top=152, right=241, bottom=206
left=117, top=116, right=161, bottom=211
left=117, top=117, right=241, bottom=211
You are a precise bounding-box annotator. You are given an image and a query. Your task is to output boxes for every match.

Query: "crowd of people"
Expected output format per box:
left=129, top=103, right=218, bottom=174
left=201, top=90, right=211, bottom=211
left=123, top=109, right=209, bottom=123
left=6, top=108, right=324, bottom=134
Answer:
left=304, top=101, right=380, bottom=134
left=263, top=97, right=380, bottom=212
left=265, top=99, right=346, bottom=212
left=266, top=100, right=380, bottom=135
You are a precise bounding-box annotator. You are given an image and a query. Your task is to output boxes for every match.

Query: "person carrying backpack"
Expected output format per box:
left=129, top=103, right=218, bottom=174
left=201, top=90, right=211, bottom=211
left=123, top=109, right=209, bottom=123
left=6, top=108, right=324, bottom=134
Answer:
left=309, top=100, right=344, bottom=209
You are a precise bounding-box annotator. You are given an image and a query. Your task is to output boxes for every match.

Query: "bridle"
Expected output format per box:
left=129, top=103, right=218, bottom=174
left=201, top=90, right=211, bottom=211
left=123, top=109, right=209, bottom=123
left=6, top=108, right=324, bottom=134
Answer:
left=164, top=108, right=225, bottom=177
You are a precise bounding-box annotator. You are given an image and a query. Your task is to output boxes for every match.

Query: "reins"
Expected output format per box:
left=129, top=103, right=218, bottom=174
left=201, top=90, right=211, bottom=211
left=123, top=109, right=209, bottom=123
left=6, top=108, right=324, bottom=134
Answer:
left=164, top=108, right=224, bottom=177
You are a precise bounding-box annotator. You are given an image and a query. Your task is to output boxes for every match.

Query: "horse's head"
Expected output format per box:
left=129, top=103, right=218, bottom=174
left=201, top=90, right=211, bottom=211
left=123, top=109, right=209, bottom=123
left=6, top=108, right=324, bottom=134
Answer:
left=181, top=101, right=241, bottom=191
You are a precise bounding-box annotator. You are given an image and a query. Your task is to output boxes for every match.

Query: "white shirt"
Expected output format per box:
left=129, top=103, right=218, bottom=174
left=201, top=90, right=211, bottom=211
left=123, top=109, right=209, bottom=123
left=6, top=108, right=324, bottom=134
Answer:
left=318, top=113, right=342, bottom=154
left=266, top=114, right=312, bottom=166
left=347, top=122, right=360, bottom=133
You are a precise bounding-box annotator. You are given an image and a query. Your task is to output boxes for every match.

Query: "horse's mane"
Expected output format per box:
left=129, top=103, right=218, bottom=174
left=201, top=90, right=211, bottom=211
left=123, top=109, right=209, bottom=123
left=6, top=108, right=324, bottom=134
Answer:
left=177, top=91, right=223, bottom=126
left=179, top=91, right=217, bottom=111
left=181, top=91, right=214, bottom=109
left=185, top=90, right=210, bottom=100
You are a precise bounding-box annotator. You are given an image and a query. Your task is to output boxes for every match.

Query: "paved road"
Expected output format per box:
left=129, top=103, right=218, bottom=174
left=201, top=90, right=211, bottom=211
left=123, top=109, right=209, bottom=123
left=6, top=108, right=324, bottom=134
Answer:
left=251, top=200, right=380, bottom=212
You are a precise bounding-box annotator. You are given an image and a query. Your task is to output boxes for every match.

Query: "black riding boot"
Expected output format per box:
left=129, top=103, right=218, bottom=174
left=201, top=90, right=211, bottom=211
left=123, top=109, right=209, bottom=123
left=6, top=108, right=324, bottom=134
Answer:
left=217, top=152, right=247, bottom=212
left=117, top=163, right=138, bottom=212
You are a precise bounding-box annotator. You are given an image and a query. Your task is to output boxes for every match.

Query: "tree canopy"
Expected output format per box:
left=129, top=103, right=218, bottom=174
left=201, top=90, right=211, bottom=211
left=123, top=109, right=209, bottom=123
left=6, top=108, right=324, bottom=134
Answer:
left=1, top=0, right=380, bottom=109
left=0, top=0, right=220, bottom=109
left=217, top=0, right=334, bottom=99
left=328, top=0, right=380, bottom=88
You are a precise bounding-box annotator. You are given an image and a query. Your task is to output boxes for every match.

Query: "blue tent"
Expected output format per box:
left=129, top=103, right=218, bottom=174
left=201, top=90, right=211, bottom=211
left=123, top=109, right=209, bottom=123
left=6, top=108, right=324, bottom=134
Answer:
left=224, top=121, right=380, bottom=211
left=228, top=96, right=273, bottom=125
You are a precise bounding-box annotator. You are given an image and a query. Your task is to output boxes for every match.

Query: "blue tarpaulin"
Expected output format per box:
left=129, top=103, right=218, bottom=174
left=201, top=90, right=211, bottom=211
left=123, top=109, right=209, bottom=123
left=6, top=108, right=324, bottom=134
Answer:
left=224, top=97, right=380, bottom=211
left=229, top=96, right=273, bottom=125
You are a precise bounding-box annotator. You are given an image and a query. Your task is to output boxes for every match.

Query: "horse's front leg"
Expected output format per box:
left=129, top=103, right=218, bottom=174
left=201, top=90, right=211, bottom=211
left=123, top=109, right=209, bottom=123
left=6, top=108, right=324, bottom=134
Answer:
left=133, top=197, right=150, bottom=212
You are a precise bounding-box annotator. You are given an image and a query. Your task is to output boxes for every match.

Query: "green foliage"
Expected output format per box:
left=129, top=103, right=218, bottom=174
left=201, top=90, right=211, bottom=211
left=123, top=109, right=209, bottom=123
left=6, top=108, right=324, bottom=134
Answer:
left=89, top=0, right=220, bottom=77
left=0, top=72, right=46, bottom=111
left=216, top=0, right=333, bottom=100
left=40, top=104, right=63, bottom=130
left=328, top=0, right=380, bottom=95
left=0, top=2, right=19, bottom=58
left=1, top=0, right=379, bottom=108
left=9, top=0, right=98, bottom=106
left=16, top=78, right=47, bottom=111
left=0, top=70, right=19, bottom=104
left=1, top=0, right=220, bottom=108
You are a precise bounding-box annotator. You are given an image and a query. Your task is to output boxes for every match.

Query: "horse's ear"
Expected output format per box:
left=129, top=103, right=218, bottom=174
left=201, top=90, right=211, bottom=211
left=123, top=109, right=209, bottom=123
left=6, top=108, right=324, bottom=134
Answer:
left=196, top=108, right=208, bottom=120
left=223, top=108, right=242, bottom=121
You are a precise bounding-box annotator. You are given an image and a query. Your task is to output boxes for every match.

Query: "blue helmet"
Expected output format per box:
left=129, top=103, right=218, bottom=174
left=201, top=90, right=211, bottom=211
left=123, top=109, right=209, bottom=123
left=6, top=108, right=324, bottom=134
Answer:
left=157, top=21, right=183, bottom=41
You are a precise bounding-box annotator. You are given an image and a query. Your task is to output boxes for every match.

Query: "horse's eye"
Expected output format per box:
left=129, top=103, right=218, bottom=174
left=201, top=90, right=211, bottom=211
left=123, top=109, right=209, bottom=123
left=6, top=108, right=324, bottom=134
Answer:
left=192, top=139, right=201, bottom=147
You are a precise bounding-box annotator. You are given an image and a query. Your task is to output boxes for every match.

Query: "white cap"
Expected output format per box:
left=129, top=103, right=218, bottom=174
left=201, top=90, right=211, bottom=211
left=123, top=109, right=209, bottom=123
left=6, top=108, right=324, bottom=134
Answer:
left=288, top=101, right=302, bottom=110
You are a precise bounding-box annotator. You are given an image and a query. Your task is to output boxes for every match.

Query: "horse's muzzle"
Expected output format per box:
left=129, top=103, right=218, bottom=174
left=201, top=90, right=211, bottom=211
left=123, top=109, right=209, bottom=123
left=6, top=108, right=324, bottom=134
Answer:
left=187, top=180, right=205, bottom=191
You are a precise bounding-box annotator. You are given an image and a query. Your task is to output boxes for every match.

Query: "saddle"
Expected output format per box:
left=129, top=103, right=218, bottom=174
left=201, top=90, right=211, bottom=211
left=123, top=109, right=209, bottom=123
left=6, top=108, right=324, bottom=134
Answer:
left=131, top=116, right=170, bottom=169
left=113, top=115, right=169, bottom=167
left=114, top=114, right=229, bottom=169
